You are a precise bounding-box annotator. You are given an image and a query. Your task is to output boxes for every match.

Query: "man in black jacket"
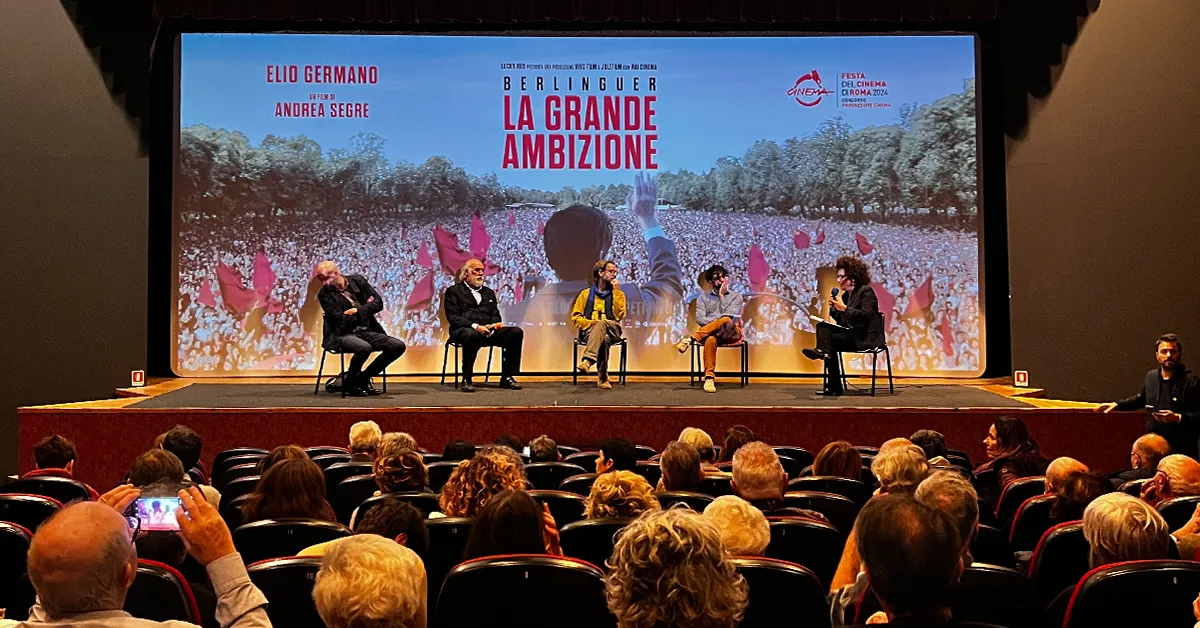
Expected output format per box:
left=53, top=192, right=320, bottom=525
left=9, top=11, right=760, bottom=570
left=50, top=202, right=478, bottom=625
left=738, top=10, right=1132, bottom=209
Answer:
left=316, top=261, right=406, bottom=396
left=1096, top=333, right=1200, bottom=459
left=802, top=256, right=885, bottom=395
left=444, top=258, right=523, bottom=392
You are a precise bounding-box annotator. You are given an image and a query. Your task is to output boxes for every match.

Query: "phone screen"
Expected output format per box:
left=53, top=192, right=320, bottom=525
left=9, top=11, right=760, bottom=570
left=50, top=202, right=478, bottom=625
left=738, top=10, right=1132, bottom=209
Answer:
left=135, top=497, right=182, bottom=531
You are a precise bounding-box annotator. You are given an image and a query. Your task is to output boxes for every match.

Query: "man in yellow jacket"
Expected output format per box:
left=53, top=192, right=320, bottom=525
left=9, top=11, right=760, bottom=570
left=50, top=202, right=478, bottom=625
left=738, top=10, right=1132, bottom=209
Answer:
left=572, top=260, right=626, bottom=389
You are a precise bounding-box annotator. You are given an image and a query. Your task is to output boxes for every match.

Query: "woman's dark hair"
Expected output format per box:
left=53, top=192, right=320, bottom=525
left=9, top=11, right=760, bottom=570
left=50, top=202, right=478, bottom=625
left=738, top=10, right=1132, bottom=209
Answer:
left=717, top=426, right=756, bottom=464
left=241, top=458, right=335, bottom=523
left=814, top=441, right=863, bottom=480
left=992, top=416, right=1031, bottom=451
left=835, top=256, right=871, bottom=286
left=462, top=489, right=546, bottom=561
left=257, top=444, right=309, bottom=474
left=1051, top=471, right=1112, bottom=521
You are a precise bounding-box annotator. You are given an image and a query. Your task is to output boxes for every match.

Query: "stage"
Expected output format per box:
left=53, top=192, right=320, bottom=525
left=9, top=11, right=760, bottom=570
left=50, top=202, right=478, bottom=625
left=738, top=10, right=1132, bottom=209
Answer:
left=18, top=376, right=1141, bottom=492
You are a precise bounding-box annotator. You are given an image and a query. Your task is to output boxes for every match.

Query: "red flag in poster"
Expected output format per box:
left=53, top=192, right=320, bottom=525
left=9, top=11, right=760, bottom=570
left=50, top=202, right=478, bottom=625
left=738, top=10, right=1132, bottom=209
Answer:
left=433, top=225, right=473, bottom=276
left=748, top=244, right=770, bottom=292
left=904, top=276, right=935, bottom=318
left=793, top=230, right=811, bottom=249
left=537, top=221, right=545, bottom=235
left=416, top=241, right=433, bottom=269
left=939, top=312, right=955, bottom=356
left=874, top=283, right=896, bottom=330
left=252, top=249, right=276, bottom=295
left=508, top=211, right=516, bottom=226
left=814, top=230, right=826, bottom=245
left=197, top=279, right=217, bottom=308
left=469, top=212, right=491, bottom=260
left=855, top=233, right=874, bottom=255
left=406, top=271, right=435, bottom=309
left=514, top=274, right=524, bottom=304
left=268, top=299, right=285, bottom=314
left=216, top=262, right=259, bottom=316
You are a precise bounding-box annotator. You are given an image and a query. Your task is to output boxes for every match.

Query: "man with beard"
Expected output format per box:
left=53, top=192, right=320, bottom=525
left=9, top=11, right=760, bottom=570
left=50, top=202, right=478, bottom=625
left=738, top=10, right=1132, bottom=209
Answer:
left=1097, top=333, right=1200, bottom=459
left=443, top=258, right=524, bottom=393
left=316, top=261, right=406, bottom=396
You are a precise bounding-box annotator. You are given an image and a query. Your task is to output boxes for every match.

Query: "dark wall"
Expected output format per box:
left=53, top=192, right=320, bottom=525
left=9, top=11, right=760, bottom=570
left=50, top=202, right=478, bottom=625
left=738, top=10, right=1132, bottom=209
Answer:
left=0, top=0, right=148, bottom=475
left=1007, top=0, right=1200, bottom=401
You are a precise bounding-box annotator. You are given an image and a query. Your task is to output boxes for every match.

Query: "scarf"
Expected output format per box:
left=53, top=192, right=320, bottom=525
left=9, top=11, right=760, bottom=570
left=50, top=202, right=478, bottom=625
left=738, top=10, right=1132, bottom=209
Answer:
left=583, top=285, right=615, bottom=321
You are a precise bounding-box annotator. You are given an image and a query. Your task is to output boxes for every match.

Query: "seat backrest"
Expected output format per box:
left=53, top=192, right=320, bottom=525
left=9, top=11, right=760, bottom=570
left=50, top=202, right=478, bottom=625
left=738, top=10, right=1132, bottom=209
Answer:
left=970, top=524, right=1013, bottom=568
left=212, top=454, right=266, bottom=487
left=787, top=476, right=873, bottom=507
left=434, top=555, right=610, bottom=628
left=775, top=456, right=802, bottom=480
left=632, top=461, right=663, bottom=488
left=1156, top=495, right=1200, bottom=531
left=356, top=492, right=442, bottom=521
left=1008, top=494, right=1058, bottom=551
left=731, top=557, right=827, bottom=628
left=323, top=462, right=374, bottom=500
left=424, top=517, right=474, bottom=611
left=425, top=461, right=462, bottom=493
left=1064, top=560, right=1200, bottom=628
left=212, top=448, right=268, bottom=470
left=1118, top=478, right=1149, bottom=496
left=945, top=452, right=973, bottom=470
left=556, top=445, right=581, bottom=457
left=633, top=445, right=657, bottom=461
left=217, top=463, right=260, bottom=491
left=310, top=453, right=352, bottom=469
left=528, top=490, right=587, bottom=526
left=232, top=518, right=352, bottom=564
left=0, top=494, right=62, bottom=531
left=221, top=475, right=261, bottom=503
left=524, top=462, right=588, bottom=491
left=333, top=474, right=379, bottom=525
left=764, top=518, right=842, bottom=589
left=305, top=446, right=349, bottom=458
left=697, top=475, right=734, bottom=497
left=853, top=445, right=880, bottom=455
left=124, top=559, right=201, bottom=624
left=219, top=493, right=252, bottom=530
left=952, top=564, right=1037, bottom=628
left=782, top=491, right=859, bottom=536
left=421, top=452, right=444, bottom=464
left=563, top=451, right=599, bottom=467
left=946, top=449, right=972, bottom=466
left=558, top=473, right=599, bottom=496
left=0, top=522, right=35, bottom=621
left=559, top=517, right=633, bottom=570
left=1028, top=521, right=1088, bottom=607
left=247, top=556, right=324, bottom=628
left=996, top=476, right=1046, bottom=525
left=654, top=491, right=714, bottom=511
left=772, top=447, right=815, bottom=469
left=1, top=477, right=91, bottom=504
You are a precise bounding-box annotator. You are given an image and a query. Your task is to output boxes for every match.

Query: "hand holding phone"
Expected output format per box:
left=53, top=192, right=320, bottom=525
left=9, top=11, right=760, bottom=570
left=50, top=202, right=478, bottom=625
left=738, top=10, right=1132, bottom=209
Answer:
left=136, top=497, right=182, bottom=531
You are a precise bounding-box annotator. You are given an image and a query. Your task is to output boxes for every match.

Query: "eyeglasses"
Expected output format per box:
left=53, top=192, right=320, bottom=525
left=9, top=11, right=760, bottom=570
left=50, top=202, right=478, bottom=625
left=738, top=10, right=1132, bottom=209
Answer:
left=125, top=515, right=141, bottom=542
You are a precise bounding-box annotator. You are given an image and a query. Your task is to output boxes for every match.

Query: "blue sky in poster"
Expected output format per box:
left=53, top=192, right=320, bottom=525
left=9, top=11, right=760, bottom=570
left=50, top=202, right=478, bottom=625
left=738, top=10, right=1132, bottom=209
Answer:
left=181, top=34, right=975, bottom=189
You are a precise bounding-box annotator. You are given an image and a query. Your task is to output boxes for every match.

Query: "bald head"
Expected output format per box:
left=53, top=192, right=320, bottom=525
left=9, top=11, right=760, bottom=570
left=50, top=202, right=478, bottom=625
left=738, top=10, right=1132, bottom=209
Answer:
left=880, top=438, right=913, bottom=453
left=315, top=261, right=346, bottom=289
left=1132, top=434, right=1170, bottom=470
left=1046, top=457, right=1089, bottom=493
left=28, top=502, right=137, bottom=618
left=1157, top=454, right=1200, bottom=500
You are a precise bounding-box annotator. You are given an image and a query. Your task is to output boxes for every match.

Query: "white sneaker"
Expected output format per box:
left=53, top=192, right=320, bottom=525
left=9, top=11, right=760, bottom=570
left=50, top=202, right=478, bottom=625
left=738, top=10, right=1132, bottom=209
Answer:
left=703, top=378, right=716, bottom=393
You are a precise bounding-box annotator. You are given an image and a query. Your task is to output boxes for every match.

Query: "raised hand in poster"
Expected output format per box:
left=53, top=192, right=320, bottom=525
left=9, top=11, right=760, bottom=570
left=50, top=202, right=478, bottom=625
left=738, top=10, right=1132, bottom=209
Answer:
left=626, top=172, right=660, bottom=230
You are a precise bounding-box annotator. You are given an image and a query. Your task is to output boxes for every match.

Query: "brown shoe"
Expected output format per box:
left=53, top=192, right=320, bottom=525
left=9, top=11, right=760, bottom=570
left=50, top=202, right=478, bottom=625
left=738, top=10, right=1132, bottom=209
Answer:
left=674, top=338, right=691, bottom=354
left=597, top=377, right=613, bottom=390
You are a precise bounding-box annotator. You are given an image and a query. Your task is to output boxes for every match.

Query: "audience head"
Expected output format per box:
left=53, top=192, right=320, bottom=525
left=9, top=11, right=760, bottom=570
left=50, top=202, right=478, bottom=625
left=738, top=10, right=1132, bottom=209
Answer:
left=871, top=445, right=931, bottom=495
left=258, top=444, right=308, bottom=474
left=678, top=428, right=716, bottom=464
left=585, top=470, right=660, bottom=519
left=27, top=502, right=138, bottom=618
left=442, top=440, right=478, bottom=462
left=605, top=508, right=748, bottom=628
left=984, top=415, right=1031, bottom=459
left=494, top=434, right=524, bottom=454
left=134, top=530, right=186, bottom=568
left=377, top=432, right=418, bottom=458
left=355, top=498, right=429, bottom=559
left=855, top=495, right=963, bottom=621
left=1083, top=493, right=1171, bottom=568
left=813, top=440, right=862, bottom=479
left=716, top=426, right=756, bottom=464
left=348, top=421, right=382, bottom=458
left=544, top=204, right=614, bottom=281
left=463, top=489, right=548, bottom=560
left=373, top=450, right=428, bottom=494
left=313, top=534, right=426, bottom=628
left=242, top=457, right=334, bottom=523
left=128, top=449, right=185, bottom=488
left=161, top=425, right=203, bottom=471
left=528, top=434, right=560, bottom=463
left=1051, top=470, right=1112, bottom=521
left=731, top=442, right=787, bottom=502
left=702, top=496, right=770, bottom=556
left=439, top=446, right=526, bottom=517
left=1131, top=434, right=1170, bottom=471
left=1046, top=457, right=1089, bottom=493
left=880, top=437, right=913, bottom=452
left=659, top=441, right=703, bottom=492
left=34, top=435, right=77, bottom=472
left=909, top=430, right=947, bottom=461
left=1147, top=454, right=1200, bottom=505
left=597, top=438, right=637, bottom=474
left=915, top=471, right=980, bottom=563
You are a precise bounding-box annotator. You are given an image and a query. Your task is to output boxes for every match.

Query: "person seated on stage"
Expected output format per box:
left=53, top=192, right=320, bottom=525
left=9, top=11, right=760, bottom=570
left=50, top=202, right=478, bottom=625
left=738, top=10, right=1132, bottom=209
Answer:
left=315, top=260, right=406, bottom=397
left=255, top=443, right=308, bottom=474
left=437, top=445, right=527, bottom=518
left=378, top=432, right=419, bottom=458
left=679, top=427, right=728, bottom=477
left=303, top=497, right=429, bottom=561
left=972, top=415, right=1049, bottom=510
left=312, top=534, right=427, bottom=628
left=702, top=495, right=770, bottom=557
left=717, top=425, right=756, bottom=464
left=444, top=258, right=525, bottom=393
left=731, top=442, right=821, bottom=520
left=584, top=471, right=661, bottom=519
left=801, top=256, right=885, bottom=396
left=241, top=457, right=335, bottom=524
left=494, top=434, right=524, bottom=454
left=814, top=440, right=863, bottom=480
left=463, top=489, right=562, bottom=560
left=572, top=259, right=627, bottom=389
left=1110, top=433, right=1171, bottom=489
left=657, top=441, right=703, bottom=493
left=348, top=420, right=382, bottom=463
left=1140, top=453, right=1200, bottom=507
left=673, top=264, right=744, bottom=394
left=595, top=437, right=638, bottom=474
left=26, top=434, right=100, bottom=499
left=528, top=434, right=561, bottom=463
left=442, top=440, right=477, bottom=462
left=1096, top=333, right=1200, bottom=459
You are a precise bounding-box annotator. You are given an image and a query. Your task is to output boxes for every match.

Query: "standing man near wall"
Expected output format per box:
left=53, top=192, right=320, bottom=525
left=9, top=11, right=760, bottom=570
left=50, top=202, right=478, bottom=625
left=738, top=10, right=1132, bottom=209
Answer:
left=1096, top=333, right=1200, bottom=459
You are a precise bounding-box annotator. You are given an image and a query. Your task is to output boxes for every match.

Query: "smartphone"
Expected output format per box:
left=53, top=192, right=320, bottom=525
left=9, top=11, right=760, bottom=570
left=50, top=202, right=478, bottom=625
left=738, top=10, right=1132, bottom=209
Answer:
left=135, top=497, right=182, bottom=532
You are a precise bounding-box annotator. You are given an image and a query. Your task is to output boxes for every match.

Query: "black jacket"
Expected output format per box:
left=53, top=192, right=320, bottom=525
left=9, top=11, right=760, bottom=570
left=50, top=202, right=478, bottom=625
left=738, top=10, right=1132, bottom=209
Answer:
left=831, top=284, right=886, bottom=349
left=317, top=274, right=386, bottom=349
left=444, top=282, right=502, bottom=333
left=1115, top=366, right=1200, bottom=458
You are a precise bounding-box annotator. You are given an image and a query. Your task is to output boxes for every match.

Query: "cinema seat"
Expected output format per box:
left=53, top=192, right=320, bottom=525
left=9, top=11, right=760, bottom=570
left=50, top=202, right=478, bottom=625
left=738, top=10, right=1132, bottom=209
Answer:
left=1028, top=521, right=1088, bottom=607
left=1118, top=478, right=1149, bottom=496
left=764, top=518, right=842, bottom=589
left=1155, top=495, right=1200, bottom=531
left=1008, top=494, right=1057, bottom=551
left=0, top=476, right=91, bottom=505
left=952, top=564, right=1036, bottom=628
left=310, top=453, right=351, bottom=469
left=558, top=473, right=599, bottom=496
left=305, top=446, right=349, bottom=458
left=123, top=559, right=201, bottom=624
left=731, top=557, right=827, bottom=628
left=212, top=454, right=266, bottom=487
left=633, top=444, right=657, bottom=461
left=0, top=494, right=62, bottom=531
left=424, top=517, right=474, bottom=612
left=787, top=476, right=872, bottom=507
left=563, top=451, right=598, bottom=466
left=322, top=461, right=372, bottom=500
left=528, top=490, right=587, bottom=526
left=221, top=475, right=260, bottom=504
left=556, top=445, right=581, bottom=458
left=217, top=463, right=259, bottom=490
left=434, top=555, right=610, bottom=628
left=332, top=474, right=377, bottom=524
left=219, top=493, right=251, bottom=530
left=232, top=518, right=351, bottom=564
left=1063, top=560, right=1200, bottom=628
left=559, top=517, right=633, bottom=570
left=632, top=461, right=663, bottom=487
left=698, top=475, right=734, bottom=497
left=0, top=522, right=35, bottom=621
left=525, top=462, right=588, bottom=491
left=773, top=446, right=815, bottom=469
left=995, top=476, right=1045, bottom=526
left=782, top=491, right=858, bottom=536
left=212, top=448, right=267, bottom=471
left=655, top=491, right=714, bottom=511
left=970, top=524, right=1013, bottom=568
left=425, top=461, right=462, bottom=493
left=247, top=556, right=324, bottom=628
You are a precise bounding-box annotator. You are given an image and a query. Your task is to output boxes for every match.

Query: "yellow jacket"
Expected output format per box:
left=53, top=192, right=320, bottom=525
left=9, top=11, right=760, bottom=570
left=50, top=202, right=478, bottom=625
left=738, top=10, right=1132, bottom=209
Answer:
left=571, top=286, right=627, bottom=330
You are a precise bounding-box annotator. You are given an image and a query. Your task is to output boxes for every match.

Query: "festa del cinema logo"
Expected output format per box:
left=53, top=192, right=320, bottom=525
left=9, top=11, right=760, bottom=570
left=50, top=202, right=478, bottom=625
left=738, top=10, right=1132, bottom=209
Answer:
left=787, top=69, right=832, bottom=107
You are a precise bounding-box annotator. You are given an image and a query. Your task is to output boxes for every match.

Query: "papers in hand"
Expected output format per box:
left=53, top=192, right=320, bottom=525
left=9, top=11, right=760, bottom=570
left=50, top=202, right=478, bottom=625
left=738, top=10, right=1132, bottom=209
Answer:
left=810, top=315, right=850, bottom=330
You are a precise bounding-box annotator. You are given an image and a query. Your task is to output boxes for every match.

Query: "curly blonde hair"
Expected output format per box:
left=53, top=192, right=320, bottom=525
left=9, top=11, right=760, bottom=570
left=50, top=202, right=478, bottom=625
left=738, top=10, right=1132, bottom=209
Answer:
left=585, top=470, right=660, bottom=519
left=373, top=450, right=428, bottom=494
left=605, top=508, right=748, bottom=628
left=437, top=446, right=526, bottom=517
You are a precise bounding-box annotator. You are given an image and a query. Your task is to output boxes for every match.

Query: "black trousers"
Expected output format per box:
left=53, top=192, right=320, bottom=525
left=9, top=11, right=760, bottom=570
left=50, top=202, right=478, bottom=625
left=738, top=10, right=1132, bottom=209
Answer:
left=816, top=323, right=864, bottom=393
left=449, top=326, right=524, bottom=379
left=334, top=331, right=406, bottom=379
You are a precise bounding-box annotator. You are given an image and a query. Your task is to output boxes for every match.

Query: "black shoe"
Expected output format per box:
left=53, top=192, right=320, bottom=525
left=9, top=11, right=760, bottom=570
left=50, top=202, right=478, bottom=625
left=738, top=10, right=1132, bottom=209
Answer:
left=361, top=379, right=382, bottom=396
left=499, top=377, right=522, bottom=390
left=342, top=374, right=368, bottom=397
left=460, top=378, right=476, bottom=393
left=802, top=348, right=827, bottom=361
left=815, top=388, right=843, bottom=397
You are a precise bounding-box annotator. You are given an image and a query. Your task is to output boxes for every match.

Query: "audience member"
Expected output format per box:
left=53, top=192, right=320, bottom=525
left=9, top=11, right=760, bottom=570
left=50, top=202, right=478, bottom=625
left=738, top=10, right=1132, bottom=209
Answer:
left=373, top=449, right=429, bottom=495
left=973, top=416, right=1049, bottom=509
left=1049, top=470, right=1111, bottom=523
left=657, top=441, right=703, bottom=492
left=813, top=440, right=863, bottom=480
left=702, top=495, right=770, bottom=556
left=494, top=434, right=524, bottom=455
left=909, top=429, right=948, bottom=461
left=1110, top=433, right=1171, bottom=488
left=302, top=497, right=430, bottom=559
left=256, top=444, right=308, bottom=474
left=1045, top=457, right=1089, bottom=494
left=312, top=534, right=427, bottom=628
left=348, top=420, right=382, bottom=462
left=716, top=426, right=756, bottom=464
left=595, top=438, right=638, bottom=474
left=528, top=434, right=561, bottom=463
left=871, top=444, right=931, bottom=496
left=463, top=489, right=562, bottom=560
left=162, top=425, right=206, bottom=479
left=377, top=432, right=419, bottom=458
left=585, top=471, right=660, bottom=519
left=442, top=440, right=478, bottom=462
left=879, top=437, right=913, bottom=452
left=128, top=450, right=185, bottom=488
left=438, top=445, right=526, bottom=517
left=605, top=508, right=748, bottom=628
left=1141, top=453, right=1200, bottom=507
left=27, top=435, right=99, bottom=499
left=678, top=428, right=724, bottom=476
left=241, top=457, right=335, bottom=523
left=731, top=442, right=814, bottom=518
left=914, top=471, right=979, bottom=565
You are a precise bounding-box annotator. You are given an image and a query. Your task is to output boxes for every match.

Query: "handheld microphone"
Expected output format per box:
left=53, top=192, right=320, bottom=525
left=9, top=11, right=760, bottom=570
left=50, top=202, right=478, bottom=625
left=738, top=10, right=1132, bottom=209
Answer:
left=831, top=287, right=839, bottom=298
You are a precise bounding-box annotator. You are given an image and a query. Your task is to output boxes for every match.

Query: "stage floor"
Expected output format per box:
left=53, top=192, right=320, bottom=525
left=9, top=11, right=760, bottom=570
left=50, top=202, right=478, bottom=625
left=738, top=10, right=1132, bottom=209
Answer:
left=130, top=381, right=1032, bottom=409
